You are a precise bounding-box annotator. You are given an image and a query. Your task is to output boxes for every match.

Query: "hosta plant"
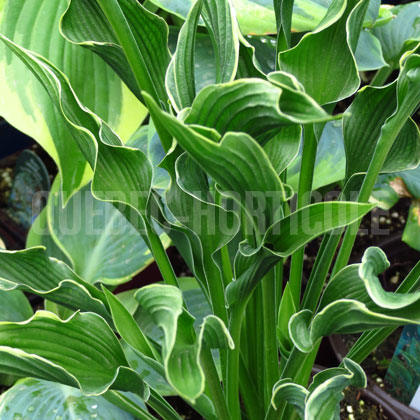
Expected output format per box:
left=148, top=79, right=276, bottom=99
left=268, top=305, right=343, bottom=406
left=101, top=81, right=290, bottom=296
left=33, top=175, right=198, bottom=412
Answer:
left=0, top=0, right=420, bottom=419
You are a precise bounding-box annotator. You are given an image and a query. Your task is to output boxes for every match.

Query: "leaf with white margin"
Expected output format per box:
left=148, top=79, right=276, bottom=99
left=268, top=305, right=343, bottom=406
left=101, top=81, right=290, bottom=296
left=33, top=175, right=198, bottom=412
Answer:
left=0, top=0, right=146, bottom=201
left=135, top=284, right=233, bottom=402
left=271, top=359, right=366, bottom=420
left=278, top=0, right=367, bottom=105
left=0, top=34, right=157, bottom=251
left=290, top=247, right=420, bottom=353
left=47, top=177, right=162, bottom=286
left=373, top=2, right=420, bottom=68
left=0, top=378, right=136, bottom=420
left=0, top=247, right=110, bottom=321
left=166, top=0, right=203, bottom=111
left=225, top=201, right=373, bottom=307
left=61, top=0, right=171, bottom=106
left=0, top=311, right=146, bottom=396
left=184, top=78, right=335, bottom=145
left=344, top=75, right=420, bottom=180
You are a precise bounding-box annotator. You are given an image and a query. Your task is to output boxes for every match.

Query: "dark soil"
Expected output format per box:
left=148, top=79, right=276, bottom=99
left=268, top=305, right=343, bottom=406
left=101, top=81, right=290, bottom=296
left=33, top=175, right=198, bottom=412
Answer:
left=341, top=388, right=391, bottom=420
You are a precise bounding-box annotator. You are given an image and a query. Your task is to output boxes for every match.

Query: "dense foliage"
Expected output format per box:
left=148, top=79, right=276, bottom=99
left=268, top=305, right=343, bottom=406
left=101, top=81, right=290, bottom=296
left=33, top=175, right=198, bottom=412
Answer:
left=0, top=0, right=420, bottom=419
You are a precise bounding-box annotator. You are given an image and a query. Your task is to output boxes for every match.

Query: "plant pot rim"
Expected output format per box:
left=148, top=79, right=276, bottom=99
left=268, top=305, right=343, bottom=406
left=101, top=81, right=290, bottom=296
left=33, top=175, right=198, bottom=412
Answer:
left=328, top=335, right=420, bottom=420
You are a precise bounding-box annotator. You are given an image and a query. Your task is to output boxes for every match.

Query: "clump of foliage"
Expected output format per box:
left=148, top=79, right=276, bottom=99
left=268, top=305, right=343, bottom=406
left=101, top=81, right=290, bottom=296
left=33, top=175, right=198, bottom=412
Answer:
left=0, top=0, right=420, bottom=419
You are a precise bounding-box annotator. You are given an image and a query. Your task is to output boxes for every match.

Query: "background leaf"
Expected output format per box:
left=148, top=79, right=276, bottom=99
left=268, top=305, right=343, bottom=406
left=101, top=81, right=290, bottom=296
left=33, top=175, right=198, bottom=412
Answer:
left=0, top=0, right=145, bottom=200
left=0, top=378, right=135, bottom=420
left=46, top=178, right=161, bottom=285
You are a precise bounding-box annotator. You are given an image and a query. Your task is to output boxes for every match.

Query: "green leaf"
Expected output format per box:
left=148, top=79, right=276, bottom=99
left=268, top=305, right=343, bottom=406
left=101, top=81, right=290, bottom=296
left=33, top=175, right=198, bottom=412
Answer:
left=46, top=177, right=160, bottom=285
left=291, top=247, right=420, bottom=352
left=277, top=282, right=297, bottom=356
left=263, top=125, right=302, bottom=176
left=0, top=34, right=157, bottom=247
left=226, top=201, right=373, bottom=307
left=402, top=201, right=420, bottom=251
left=271, top=359, right=366, bottom=420
left=0, top=247, right=110, bottom=320
left=26, top=207, right=71, bottom=265
left=103, top=287, right=158, bottom=360
left=144, top=0, right=336, bottom=35
left=201, top=0, right=239, bottom=84
left=61, top=0, right=171, bottom=106
left=0, top=0, right=145, bottom=200
left=278, top=0, right=367, bottom=104
left=0, top=378, right=136, bottom=420
left=0, top=311, right=146, bottom=396
left=287, top=121, right=346, bottom=191
left=354, top=29, right=387, bottom=71
left=0, top=290, right=33, bottom=322
left=344, top=62, right=420, bottom=180
left=185, top=78, right=334, bottom=144
left=166, top=0, right=203, bottom=110
left=373, top=2, right=420, bottom=67
left=135, top=284, right=233, bottom=402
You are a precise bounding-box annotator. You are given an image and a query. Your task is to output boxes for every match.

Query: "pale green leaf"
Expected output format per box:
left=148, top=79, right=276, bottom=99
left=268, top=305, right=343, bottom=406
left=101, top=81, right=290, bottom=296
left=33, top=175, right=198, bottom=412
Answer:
left=0, top=290, right=33, bottom=322
left=0, top=378, right=135, bottom=420
left=47, top=178, right=157, bottom=285
left=0, top=0, right=145, bottom=200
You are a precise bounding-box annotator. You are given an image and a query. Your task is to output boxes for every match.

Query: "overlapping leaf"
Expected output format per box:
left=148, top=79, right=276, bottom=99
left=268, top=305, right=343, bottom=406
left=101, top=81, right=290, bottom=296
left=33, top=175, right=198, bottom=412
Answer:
left=373, top=2, right=420, bottom=68
left=0, top=311, right=146, bottom=396
left=271, top=359, right=366, bottom=420
left=0, top=34, right=158, bottom=252
left=135, top=284, right=233, bottom=402
left=0, top=0, right=145, bottom=200
left=144, top=0, right=336, bottom=35
left=278, top=0, right=367, bottom=104
left=0, top=247, right=109, bottom=320
left=225, top=201, right=373, bottom=307
left=0, top=290, right=32, bottom=322
left=46, top=178, right=160, bottom=285
left=61, top=0, right=171, bottom=106
left=184, top=78, right=335, bottom=144
left=344, top=54, right=420, bottom=179
left=290, top=247, right=420, bottom=353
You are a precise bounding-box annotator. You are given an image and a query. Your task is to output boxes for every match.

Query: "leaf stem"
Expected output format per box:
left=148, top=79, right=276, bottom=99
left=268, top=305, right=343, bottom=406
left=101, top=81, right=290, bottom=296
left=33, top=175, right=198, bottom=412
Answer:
left=145, top=220, right=179, bottom=287
left=370, top=65, right=394, bottom=86
left=200, top=346, right=231, bottom=420
left=262, top=269, right=280, bottom=407
left=289, top=124, right=317, bottom=306
left=333, top=110, right=418, bottom=275
left=226, top=303, right=246, bottom=420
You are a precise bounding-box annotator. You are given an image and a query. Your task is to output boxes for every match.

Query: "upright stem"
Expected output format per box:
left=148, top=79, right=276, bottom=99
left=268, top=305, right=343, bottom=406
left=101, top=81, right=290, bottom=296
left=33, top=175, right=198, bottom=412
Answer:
left=289, top=124, right=317, bottom=306
left=200, top=347, right=231, bottom=420
left=333, top=111, right=415, bottom=275
left=145, top=220, right=179, bottom=287
left=262, top=269, right=280, bottom=406
left=226, top=303, right=246, bottom=420
left=370, top=65, right=394, bottom=87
